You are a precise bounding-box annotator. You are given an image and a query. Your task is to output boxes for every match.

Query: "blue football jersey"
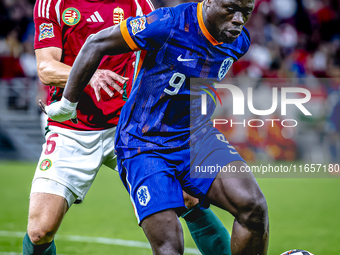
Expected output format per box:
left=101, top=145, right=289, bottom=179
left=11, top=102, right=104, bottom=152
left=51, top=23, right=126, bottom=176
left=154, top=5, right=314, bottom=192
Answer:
left=116, top=2, right=250, bottom=159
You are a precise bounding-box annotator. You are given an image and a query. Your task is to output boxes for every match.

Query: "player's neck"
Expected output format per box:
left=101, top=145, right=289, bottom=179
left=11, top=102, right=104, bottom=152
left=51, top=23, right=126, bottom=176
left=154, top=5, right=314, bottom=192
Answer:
left=201, top=1, right=220, bottom=43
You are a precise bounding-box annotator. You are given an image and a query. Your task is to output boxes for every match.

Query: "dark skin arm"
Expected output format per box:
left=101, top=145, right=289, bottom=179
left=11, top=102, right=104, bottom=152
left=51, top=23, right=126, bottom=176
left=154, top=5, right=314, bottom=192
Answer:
left=64, top=25, right=133, bottom=103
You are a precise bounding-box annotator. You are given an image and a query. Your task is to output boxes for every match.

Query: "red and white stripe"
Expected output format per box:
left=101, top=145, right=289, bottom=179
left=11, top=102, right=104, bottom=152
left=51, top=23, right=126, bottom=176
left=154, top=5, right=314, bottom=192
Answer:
left=134, top=0, right=155, bottom=17
left=55, top=0, right=62, bottom=25
left=145, top=0, right=155, bottom=11
left=37, top=0, right=53, bottom=18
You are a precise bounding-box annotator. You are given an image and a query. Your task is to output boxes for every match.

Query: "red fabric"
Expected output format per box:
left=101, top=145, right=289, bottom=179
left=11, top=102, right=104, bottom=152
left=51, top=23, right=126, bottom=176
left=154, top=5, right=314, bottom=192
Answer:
left=34, top=0, right=154, bottom=130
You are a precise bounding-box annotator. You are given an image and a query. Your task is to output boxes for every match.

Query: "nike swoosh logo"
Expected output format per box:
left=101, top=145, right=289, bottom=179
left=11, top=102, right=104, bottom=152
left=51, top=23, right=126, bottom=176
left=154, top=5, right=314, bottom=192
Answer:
left=177, top=55, right=195, bottom=62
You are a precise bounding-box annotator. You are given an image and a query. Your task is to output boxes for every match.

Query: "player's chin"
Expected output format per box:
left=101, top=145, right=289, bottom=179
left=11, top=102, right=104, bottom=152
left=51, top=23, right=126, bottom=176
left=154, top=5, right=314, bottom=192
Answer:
left=220, top=32, right=238, bottom=44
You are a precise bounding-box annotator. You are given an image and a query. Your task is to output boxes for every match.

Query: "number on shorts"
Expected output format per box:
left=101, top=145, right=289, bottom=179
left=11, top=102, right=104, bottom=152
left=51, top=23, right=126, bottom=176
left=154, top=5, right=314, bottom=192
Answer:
left=45, top=134, right=58, bottom=155
left=164, top=72, right=186, bottom=96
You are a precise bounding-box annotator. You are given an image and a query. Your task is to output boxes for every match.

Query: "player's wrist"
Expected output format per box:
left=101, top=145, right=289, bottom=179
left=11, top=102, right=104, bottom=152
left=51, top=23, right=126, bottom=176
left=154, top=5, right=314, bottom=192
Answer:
left=61, top=96, right=78, bottom=110
left=45, top=96, right=78, bottom=122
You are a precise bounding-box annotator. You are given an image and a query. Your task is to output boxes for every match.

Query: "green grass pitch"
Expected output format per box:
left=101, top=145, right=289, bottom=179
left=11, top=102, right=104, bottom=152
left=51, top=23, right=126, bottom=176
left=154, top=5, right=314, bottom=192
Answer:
left=0, top=161, right=339, bottom=254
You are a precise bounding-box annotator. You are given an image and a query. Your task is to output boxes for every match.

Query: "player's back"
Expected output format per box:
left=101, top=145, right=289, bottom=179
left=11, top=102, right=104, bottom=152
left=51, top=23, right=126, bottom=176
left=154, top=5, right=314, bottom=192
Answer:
left=116, top=2, right=251, bottom=158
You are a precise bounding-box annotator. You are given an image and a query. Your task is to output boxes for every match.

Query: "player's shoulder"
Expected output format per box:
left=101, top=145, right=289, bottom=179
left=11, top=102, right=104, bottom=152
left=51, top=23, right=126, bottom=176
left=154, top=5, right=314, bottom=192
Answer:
left=239, top=26, right=251, bottom=53
left=34, top=0, right=63, bottom=10
left=171, top=2, right=197, bottom=14
left=168, top=2, right=198, bottom=20
left=148, top=2, right=197, bottom=26
left=34, top=0, right=63, bottom=19
left=241, top=27, right=251, bottom=46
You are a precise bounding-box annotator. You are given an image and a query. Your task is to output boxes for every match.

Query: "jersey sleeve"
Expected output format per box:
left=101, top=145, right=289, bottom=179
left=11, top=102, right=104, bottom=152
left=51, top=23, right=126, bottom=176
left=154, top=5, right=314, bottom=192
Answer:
left=34, top=0, right=62, bottom=50
left=138, top=0, right=155, bottom=15
left=120, top=7, right=173, bottom=52
left=240, top=27, right=251, bottom=58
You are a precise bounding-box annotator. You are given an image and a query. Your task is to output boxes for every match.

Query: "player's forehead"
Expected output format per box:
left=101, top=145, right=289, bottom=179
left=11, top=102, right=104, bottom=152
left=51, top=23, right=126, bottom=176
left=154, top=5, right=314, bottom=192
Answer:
left=218, top=0, right=255, bottom=9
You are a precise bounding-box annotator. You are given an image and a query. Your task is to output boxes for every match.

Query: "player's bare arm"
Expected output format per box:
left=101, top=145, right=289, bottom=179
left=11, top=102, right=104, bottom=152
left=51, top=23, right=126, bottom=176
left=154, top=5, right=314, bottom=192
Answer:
left=36, top=45, right=128, bottom=100
left=36, top=47, right=70, bottom=87
left=64, top=25, right=132, bottom=103
left=40, top=25, right=132, bottom=122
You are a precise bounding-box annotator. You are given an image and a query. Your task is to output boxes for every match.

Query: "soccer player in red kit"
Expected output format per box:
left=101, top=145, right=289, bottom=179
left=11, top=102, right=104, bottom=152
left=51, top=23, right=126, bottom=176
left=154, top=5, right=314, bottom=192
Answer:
left=23, top=0, right=154, bottom=254
left=23, top=0, right=234, bottom=254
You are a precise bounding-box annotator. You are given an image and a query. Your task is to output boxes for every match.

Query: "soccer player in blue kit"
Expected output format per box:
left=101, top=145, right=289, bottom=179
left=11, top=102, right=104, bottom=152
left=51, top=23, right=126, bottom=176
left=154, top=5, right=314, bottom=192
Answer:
left=43, top=0, right=269, bottom=254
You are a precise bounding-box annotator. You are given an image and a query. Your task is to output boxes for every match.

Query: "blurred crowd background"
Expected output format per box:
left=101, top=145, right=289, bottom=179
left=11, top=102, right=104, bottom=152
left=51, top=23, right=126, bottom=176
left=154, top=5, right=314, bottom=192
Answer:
left=0, top=0, right=339, bottom=163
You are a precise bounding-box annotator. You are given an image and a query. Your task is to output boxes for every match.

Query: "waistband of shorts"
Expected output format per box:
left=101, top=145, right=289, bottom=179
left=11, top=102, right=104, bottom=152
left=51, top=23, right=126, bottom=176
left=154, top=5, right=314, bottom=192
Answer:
left=47, top=125, right=117, bottom=136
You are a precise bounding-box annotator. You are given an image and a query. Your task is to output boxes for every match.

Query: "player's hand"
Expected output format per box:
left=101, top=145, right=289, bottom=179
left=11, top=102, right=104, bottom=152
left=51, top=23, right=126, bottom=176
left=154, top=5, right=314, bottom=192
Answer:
left=39, top=97, right=78, bottom=124
left=89, top=69, right=129, bottom=102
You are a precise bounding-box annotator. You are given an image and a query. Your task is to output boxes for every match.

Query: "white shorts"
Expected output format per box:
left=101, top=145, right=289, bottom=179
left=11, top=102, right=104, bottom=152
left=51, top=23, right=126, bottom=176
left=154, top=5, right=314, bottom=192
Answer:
left=31, top=126, right=117, bottom=208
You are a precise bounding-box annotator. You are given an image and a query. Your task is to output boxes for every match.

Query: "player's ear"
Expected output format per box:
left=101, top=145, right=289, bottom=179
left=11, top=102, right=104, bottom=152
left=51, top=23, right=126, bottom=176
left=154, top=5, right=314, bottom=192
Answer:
left=205, top=0, right=213, bottom=8
left=206, top=0, right=211, bottom=6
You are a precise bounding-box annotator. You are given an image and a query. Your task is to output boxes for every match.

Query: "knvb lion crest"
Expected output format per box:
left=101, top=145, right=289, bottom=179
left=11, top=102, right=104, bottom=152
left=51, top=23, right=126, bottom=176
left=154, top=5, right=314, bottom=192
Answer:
left=113, top=6, right=124, bottom=25
left=218, top=57, right=234, bottom=81
left=137, top=186, right=150, bottom=206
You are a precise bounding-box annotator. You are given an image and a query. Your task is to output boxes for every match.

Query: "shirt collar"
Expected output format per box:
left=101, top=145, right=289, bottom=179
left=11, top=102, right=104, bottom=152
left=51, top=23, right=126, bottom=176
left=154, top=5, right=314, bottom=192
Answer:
left=197, top=2, right=223, bottom=46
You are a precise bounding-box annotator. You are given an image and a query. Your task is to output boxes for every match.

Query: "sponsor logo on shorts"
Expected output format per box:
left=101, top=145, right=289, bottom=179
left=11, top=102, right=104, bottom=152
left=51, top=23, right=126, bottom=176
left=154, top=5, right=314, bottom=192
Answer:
left=39, top=23, right=54, bottom=41
left=130, top=17, right=146, bottom=35
left=137, top=185, right=150, bottom=206
left=39, top=159, right=52, bottom=171
left=62, top=7, right=81, bottom=26
left=113, top=6, right=124, bottom=25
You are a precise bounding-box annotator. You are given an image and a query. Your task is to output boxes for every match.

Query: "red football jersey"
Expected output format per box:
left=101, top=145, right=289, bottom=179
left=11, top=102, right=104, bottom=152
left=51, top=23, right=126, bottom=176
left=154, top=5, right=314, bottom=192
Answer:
left=34, top=0, right=154, bottom=130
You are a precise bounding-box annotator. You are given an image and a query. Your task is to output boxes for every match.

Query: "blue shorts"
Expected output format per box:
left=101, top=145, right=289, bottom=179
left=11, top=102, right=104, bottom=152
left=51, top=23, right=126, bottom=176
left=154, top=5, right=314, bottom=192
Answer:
left=117, top=128, right=245, bottom=224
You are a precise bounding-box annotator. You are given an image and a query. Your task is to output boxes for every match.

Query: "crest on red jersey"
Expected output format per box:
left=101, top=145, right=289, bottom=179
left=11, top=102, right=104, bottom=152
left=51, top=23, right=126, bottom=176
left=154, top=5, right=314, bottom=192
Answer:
left=113, top=6, right=124, bottom=25
left=62, top=7, right=81, bottom=26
